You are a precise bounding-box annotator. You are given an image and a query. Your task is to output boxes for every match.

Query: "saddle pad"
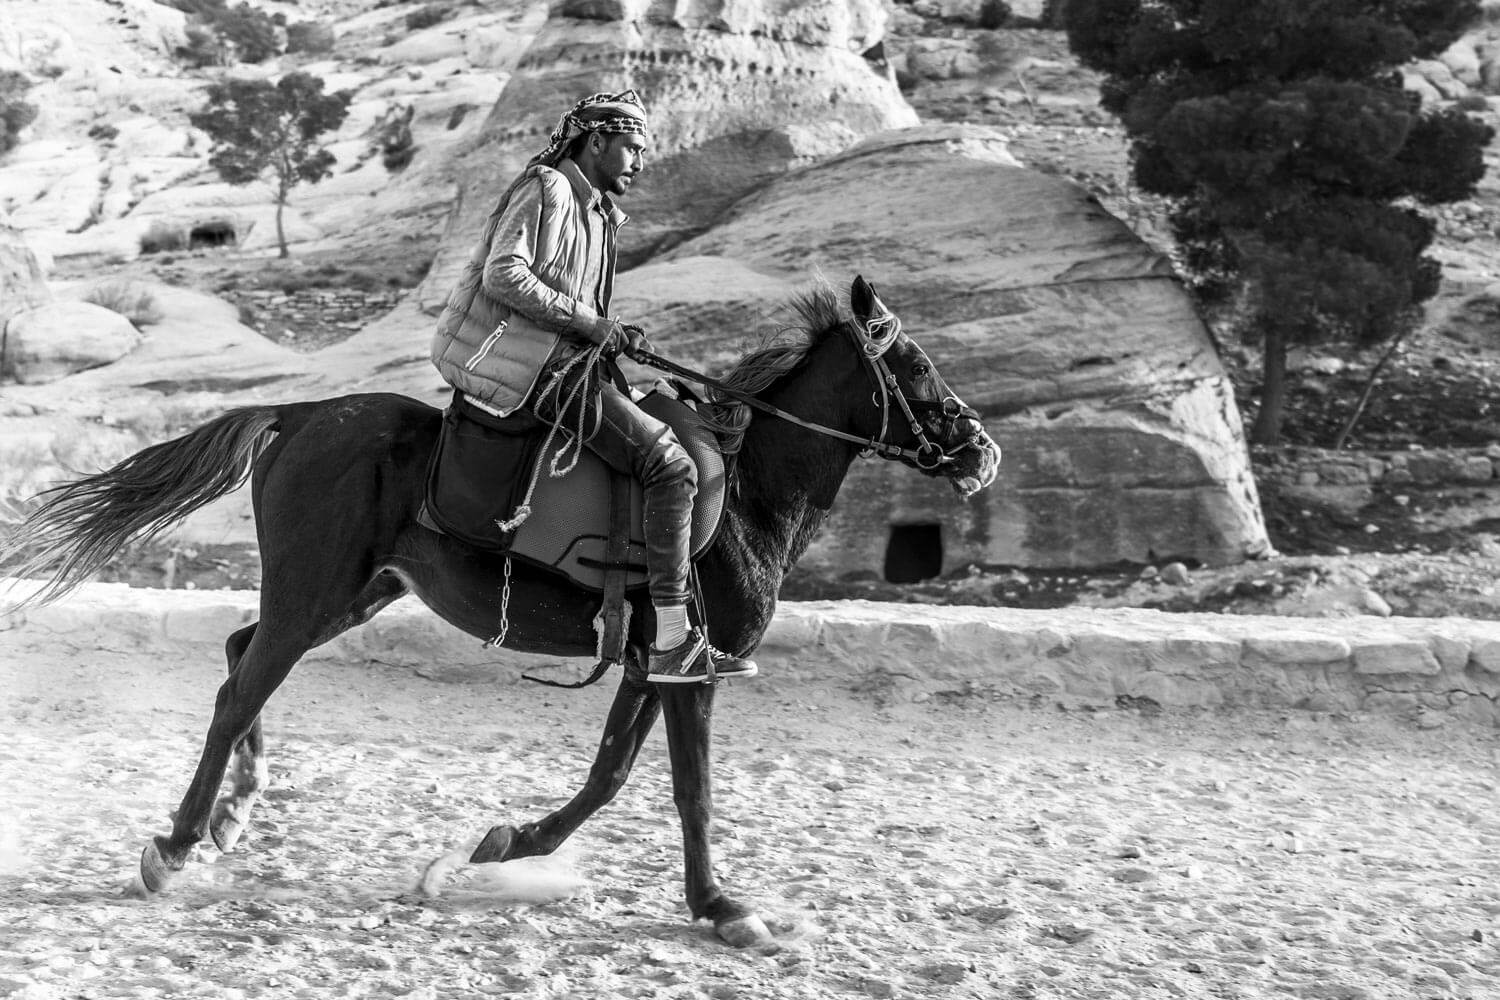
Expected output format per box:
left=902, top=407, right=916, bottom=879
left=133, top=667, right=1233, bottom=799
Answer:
left=508, top=392, right=726, bottom=592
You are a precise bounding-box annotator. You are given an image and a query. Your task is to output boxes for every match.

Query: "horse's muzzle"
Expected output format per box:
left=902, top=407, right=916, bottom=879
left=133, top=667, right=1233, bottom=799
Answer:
left=947, top=431, right=1000, bottom=498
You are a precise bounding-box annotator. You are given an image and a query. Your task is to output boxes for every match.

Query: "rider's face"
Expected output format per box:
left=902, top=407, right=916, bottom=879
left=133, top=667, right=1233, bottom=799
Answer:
left=592, top=133, right=648, bottom=197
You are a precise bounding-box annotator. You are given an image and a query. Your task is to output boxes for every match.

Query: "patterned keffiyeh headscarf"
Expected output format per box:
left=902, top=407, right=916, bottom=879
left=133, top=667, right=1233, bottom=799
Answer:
left=529, top=90, right=649, bottom=168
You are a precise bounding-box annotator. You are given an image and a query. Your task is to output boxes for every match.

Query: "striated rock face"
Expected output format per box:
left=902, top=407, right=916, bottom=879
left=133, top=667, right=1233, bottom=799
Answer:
left=419, top=0, right=915, bottom=309
left=610, top=125, right=1270, bottom=569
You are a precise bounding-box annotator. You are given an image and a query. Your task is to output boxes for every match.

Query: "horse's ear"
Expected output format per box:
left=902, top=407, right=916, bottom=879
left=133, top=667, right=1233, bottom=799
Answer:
left=851, top=275, right=875, bottom=324
left=849, top=275, right=902, bottom=359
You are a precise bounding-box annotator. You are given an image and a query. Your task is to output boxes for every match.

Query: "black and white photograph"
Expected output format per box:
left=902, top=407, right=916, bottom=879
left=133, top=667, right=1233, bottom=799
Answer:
left=2, top=0, right=1498, bottom=996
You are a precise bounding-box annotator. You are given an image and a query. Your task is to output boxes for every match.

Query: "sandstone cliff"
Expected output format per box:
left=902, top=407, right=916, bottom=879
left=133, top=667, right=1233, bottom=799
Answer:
left=418, top=0, right=916, bottom=303
left=604, top=125, right=1269, bottom=568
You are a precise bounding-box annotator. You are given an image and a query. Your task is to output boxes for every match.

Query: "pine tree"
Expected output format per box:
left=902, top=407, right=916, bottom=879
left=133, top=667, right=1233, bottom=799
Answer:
left=189, top=73, right=352, bottom=259
left=1064, top=0, right=1493, bottom=444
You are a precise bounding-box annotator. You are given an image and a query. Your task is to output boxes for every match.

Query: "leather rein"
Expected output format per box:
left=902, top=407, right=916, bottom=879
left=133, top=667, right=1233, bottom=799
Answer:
left=625, top=340, right=980, bottom=470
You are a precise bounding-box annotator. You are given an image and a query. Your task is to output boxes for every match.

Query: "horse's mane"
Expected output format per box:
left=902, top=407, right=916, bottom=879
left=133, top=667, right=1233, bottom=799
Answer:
left=697, top=282, right=849, bottom=457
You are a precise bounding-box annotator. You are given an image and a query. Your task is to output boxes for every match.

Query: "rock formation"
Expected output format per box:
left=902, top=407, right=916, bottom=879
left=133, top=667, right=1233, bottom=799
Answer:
left=417, top=0, right=916, bottom=307
left=607, top=125, right=1270, bottom=569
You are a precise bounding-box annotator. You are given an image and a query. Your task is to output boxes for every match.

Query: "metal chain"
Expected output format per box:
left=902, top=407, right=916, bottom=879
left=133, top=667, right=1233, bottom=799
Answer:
left=483, top=557, right=513, bottom=649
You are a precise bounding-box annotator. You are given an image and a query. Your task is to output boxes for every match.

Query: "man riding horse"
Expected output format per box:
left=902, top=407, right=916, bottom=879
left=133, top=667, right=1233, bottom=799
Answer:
left=430, top=90, right=755, bottom=685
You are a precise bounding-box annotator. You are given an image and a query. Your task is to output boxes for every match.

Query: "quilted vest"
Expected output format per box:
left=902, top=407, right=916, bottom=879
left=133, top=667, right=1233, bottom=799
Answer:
left=431, top=162, right=623, bottom=414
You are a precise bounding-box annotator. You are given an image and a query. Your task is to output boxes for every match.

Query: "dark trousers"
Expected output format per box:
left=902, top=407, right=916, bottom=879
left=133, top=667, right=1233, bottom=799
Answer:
left=531, top=363, right=697, bottom=607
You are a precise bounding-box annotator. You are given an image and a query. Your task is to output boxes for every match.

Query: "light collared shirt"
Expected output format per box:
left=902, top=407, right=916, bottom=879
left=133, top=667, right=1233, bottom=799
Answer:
left=558, top=159, right=613, bottom=320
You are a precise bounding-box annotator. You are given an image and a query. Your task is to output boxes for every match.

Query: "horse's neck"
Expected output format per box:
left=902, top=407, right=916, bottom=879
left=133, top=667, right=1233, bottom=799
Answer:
left=720, top=366, right=860, bottom=581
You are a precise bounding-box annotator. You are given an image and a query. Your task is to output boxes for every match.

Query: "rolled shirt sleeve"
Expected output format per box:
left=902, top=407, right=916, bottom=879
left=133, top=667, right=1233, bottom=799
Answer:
left=481, top=175, right=610, bottom=343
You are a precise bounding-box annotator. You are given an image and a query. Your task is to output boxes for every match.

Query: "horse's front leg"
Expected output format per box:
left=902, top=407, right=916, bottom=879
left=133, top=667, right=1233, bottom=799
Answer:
left=660, top=682, right=773, bottom=948
left=463, top=669, right=662, bottom=865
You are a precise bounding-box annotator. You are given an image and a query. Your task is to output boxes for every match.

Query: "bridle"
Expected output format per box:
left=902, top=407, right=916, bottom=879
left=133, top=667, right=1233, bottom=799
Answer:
left=856, top=325, right=979, bottom=469
left=626, top=322, right=984, bottom=469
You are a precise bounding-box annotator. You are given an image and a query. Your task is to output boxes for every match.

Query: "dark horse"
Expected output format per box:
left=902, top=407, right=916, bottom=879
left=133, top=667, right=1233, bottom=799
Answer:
left=2, top=276, right=999, bottom=947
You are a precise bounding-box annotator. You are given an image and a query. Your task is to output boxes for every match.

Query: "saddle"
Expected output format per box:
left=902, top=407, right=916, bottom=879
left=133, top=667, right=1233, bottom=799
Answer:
left=420, top=388, right=727, bottom=594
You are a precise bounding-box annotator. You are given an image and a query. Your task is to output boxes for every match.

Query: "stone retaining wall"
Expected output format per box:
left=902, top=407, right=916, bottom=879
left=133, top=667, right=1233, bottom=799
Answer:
left=1254, top=444, right=1500, bottom=513
left=3, top=580, right=1497, bottom=725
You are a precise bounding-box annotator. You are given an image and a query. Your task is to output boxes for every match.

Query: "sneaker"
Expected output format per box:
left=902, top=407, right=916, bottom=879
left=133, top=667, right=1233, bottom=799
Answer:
left=646, top=629, right=758, bottom=684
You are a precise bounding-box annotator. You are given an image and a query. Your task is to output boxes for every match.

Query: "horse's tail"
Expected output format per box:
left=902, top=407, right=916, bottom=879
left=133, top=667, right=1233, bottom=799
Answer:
left=0, top=406, right=284, bottom=611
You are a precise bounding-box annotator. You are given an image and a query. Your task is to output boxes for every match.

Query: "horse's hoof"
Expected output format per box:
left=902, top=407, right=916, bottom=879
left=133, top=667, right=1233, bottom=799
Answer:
left=715, top=913, right=774, bottom=949
left=209, top=806, right=246, bottom=854
left=126, top=840, right=176, bottom=898
left=469, top=825, right=517, bottom=865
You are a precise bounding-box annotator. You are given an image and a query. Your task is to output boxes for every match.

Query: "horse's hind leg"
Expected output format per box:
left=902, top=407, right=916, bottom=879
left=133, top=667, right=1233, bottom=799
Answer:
left=207, top=623, right=265, bottom=854
left=464, top=667, right=661, bottom=866
left=133, top=622, right=308, bottom=895
left=133, top=573, right=407, bottom=895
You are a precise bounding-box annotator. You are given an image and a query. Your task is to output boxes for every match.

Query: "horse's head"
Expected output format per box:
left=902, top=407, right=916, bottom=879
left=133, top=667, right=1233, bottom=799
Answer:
left=845, top=276, right=1000, bottom=498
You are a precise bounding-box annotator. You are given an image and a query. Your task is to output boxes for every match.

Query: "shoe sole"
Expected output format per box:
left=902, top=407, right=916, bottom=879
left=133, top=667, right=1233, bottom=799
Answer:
left=648, top=663, right=759, bottom=684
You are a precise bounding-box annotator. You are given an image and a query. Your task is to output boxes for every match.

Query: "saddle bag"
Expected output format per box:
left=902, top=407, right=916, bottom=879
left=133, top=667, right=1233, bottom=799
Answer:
left=423, top=392, right=545, bottom=552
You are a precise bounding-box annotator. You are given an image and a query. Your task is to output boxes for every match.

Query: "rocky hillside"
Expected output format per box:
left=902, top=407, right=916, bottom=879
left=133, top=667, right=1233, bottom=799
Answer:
left=3, top=0, right=1500, bottom=593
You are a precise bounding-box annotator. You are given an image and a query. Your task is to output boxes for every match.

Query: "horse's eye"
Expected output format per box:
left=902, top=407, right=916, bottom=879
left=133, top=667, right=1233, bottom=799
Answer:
left=912, top=363, right=930, bottom=380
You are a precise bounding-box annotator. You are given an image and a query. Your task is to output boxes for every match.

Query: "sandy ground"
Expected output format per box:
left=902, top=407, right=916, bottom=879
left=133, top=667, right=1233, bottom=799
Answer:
left=1, top=646, right=1498, bottom=1000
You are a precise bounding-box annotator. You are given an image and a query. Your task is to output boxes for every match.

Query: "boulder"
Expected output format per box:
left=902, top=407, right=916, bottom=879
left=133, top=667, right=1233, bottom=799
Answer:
left=610, top=124, right=1269, bottom=569
left=419, top=0, right=915, bottom=309
left=1408, top=58, right=1468, bottom=100
left=1441, top=36, right=1484, bottom=88
left=904, top=37, right=984, bottom=80
left=2, top=300, right=142, bottom=384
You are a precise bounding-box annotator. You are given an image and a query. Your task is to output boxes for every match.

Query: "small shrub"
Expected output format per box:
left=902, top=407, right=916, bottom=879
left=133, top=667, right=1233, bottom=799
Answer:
left=176, top=23, right=227, bottom=68
left=405, top=4, right=453, bottom=31
left=376, top=103, right=416, bottom=172
left=82, top=280, right=165, bottom=327
left=383, top=143, right=416, bottom=171
left=216, top=3, right=281, bottom=63
left=139, top=220, right=187, bottom=255
left=978, top=0, right=1012, bottom=29
left=87, top=122, right=119, bottom=141
left=236, top=300, right=259, bottom=328
left=286, top=20, right=336, bottom=54
left=170, top=0, right=281, bottom=67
